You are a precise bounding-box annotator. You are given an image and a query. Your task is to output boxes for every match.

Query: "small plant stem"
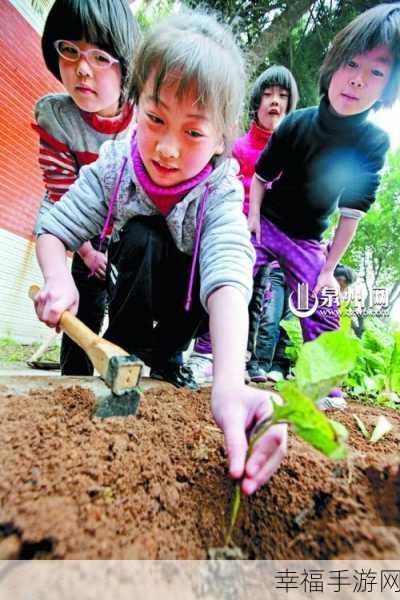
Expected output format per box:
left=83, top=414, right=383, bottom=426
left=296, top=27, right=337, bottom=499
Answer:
left=225, top=483, right=241, bottom=546
left=224, top=416, right=278, bottom=546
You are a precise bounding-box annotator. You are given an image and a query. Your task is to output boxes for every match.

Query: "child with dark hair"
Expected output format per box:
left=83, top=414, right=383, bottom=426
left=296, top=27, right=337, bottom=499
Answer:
left=334, top=263, right=357, bottom=291
left=186, top=65, right=298, bottom=385
left=33, top=0, right=140, bottom=375
left=33, top=12, right=288, bottom=496
left=249, top=3, right=400, bottom=409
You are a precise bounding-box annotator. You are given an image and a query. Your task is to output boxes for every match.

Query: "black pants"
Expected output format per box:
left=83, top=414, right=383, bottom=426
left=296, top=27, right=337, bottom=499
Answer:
left=105, top=216, right=207, bottom=368
left=60, top=236, right=108, bottom=375
left=247, top=265, right=270, bottom=356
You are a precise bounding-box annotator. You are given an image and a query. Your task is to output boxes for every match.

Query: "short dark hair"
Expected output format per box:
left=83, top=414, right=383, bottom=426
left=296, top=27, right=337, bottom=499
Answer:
left=249, top=65, right=299, bottom=121
left=41, top=0, right=141, bottom=103
left=320, top=3, right=400, bottom=109
left=334, top=264, right=357, bottom=285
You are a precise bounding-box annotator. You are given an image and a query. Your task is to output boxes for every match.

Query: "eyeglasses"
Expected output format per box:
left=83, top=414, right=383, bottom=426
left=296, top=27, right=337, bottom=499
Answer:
left=54, top=40, right=119, bottom=70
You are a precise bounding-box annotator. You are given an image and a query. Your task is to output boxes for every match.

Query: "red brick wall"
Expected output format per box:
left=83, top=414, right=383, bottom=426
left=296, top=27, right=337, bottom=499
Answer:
left=0, top=1, right=63, bottom=241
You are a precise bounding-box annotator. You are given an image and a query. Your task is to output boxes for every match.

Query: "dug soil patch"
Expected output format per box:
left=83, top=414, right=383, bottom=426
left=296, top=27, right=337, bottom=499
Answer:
left=1, top=384, right=400, bottom=559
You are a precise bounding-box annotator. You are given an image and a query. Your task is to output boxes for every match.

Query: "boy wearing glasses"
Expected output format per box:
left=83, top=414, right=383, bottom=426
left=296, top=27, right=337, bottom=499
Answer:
left=32, top=0, right=140, bottom=375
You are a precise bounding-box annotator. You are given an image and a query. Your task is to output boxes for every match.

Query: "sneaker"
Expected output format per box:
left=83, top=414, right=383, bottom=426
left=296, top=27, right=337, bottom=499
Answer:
left=267, top=370, right=284, bottom=383
left=150, top=364, right=199, bottom=390
left=247, top=365, right=267, bottom=383
left=316, top=396, right=348, bottom=411
left=184, top=353, right=213, bottom=385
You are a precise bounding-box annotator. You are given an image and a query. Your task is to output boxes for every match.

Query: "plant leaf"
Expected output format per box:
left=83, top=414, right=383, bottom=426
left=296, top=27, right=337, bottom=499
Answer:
left=295, top=328, right=360, bottom=401
left=352, top=414, right=370, bottom=439
left=389, top=332, right=400, bottom=393
left=369, top=415, right=393, bottom=444
left=274, top=382, right=348, bottom=459
left=225, top=483, right=241, bottom=546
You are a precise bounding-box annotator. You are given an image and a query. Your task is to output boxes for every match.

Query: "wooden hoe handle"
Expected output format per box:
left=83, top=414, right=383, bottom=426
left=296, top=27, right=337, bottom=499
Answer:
left=29, top=284, right=99, bottom=350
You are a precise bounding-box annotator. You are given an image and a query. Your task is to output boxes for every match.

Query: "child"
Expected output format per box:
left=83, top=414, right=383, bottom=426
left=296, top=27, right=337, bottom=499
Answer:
left=33, top=0, right=140, bottom=375
left=248, top=3, right=400, bottom=409
left=249, top=264, right=293, bottom=384
left=334, top=263, right=357, bottom=293
left=33, top=12, right=287, bottom=496
left=186, top=65, right=298, bottom=385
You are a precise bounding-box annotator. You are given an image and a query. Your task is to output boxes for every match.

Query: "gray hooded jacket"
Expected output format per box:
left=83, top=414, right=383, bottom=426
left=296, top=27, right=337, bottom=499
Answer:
left=36, top=137, right=255, bottom=310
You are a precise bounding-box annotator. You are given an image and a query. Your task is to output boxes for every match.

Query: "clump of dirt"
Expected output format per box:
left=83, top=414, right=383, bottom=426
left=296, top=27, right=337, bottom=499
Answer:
left=0, top=384, right=399, bottom=559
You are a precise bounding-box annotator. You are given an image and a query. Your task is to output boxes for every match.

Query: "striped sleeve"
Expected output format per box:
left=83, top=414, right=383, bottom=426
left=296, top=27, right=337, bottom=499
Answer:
left=32, top=123, right=78, bottom=203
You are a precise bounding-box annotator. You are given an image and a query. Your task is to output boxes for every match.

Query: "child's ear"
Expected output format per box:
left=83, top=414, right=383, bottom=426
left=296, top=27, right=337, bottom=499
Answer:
left=215, top=137, right=225, bottom=156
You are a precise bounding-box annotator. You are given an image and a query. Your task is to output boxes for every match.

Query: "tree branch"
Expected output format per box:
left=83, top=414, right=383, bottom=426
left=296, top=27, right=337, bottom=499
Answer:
left=249, top=0, right=317, bottom=69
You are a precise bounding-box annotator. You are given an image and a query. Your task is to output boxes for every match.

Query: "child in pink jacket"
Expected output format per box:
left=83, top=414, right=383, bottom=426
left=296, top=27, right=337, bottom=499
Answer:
left=186, top=66, right=298, bottom=385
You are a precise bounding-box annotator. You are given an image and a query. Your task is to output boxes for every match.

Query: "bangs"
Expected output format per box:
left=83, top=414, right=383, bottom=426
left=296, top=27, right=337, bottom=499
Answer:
left=148, top=37, right=225, bottom=128
left=43, top=0, right=123, bottom=57
left=320, top=4, right=400, bottom=107
left=335, top=15, right=400, bottom=65
left=41, top=0, right=140, bottom=102
left=133, top=14, right=246, bottom=149
left=249, top=65, right=299, bottom=118
left=260, top=67, right=295, bottom=92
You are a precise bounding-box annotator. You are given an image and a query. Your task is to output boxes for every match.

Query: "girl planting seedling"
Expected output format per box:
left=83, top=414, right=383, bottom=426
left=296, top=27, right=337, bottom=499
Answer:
left=33, top=11, right=287, bottom=496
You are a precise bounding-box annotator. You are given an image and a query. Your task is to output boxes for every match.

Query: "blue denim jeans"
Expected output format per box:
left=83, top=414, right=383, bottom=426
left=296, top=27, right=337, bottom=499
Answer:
left=248, top=267, right=292, bottom=374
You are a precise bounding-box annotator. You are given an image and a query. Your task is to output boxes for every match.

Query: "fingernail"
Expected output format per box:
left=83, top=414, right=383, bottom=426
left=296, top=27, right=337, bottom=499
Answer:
left=246, top=463, right=256, bottom=477
left=243, top=480, right=256, bottom=495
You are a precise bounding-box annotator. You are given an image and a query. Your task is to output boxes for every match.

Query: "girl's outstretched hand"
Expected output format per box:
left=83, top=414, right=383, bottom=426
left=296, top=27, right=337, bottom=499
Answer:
left=211, top=384, right=287, bottom=495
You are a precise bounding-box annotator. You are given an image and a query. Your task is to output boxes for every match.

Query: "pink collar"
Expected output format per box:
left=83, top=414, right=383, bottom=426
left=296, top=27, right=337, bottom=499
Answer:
left=131, top=136, right=213, bottom=215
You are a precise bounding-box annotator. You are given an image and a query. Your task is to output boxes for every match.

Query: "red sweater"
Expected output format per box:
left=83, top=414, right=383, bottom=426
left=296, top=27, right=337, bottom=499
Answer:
left=232, top=121, right=272, bottom=215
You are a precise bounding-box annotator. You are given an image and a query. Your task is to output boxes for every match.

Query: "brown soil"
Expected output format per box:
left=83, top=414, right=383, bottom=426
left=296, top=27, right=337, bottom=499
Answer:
left=0, top=383, right=400, bottom=559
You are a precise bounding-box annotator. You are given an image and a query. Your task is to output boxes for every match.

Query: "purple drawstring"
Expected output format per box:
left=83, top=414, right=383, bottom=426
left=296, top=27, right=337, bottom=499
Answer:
left=89, top=156, right=128, bottom=276
left=184, top=184, right=210, bottom=312
left=88, top=156, right=209, bottom=311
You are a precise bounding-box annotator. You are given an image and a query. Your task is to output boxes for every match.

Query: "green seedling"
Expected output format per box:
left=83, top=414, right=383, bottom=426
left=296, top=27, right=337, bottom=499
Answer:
left=223, top=325, right=360, bottom=547
left=352, top=413, right=393, bottom=443
left=352, top=414, right=370, bottom=439
left=345, top=323, right=400, bottom=404
left=224, top=388, right=348, bottom=546
left=369, top=415, right=393, bottom=444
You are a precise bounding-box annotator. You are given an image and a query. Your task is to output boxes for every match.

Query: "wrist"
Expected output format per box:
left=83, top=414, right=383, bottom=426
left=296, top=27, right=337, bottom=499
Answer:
left=45, top=270, right=71, bottom=286
left=78, top=241, right=95, bottom=260
left=78, top=248, right=91, bottom=260
left=321, top=263, right=335, bottom=275
left=212, top=378, right=247, bottom=397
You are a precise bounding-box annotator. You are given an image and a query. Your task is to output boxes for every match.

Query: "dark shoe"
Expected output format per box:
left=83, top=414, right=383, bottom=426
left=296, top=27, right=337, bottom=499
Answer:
left=150, top=364, right=199, bottom=390
left=247, top=365, right=267, bottom=383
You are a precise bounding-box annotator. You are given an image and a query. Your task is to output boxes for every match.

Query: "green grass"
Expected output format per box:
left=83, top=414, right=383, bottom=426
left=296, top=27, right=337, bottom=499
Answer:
left=0, top=337, right=60, bottom=364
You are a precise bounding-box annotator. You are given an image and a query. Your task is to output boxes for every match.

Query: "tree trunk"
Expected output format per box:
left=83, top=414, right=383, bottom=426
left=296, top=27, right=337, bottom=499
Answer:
left=249, top=0, right=317, bottom=69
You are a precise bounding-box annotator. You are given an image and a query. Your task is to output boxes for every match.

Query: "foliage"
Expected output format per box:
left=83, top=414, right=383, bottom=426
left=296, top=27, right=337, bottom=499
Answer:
left=280, top=317, right=303, bottom=363
left=294, top=327, right=360, bottom=401
left=353, top=414, right=393, bottom=444
left=183, top=0, right=379, bottom=108
left=226, top=323, right=359, bottom=545
left=30, top=0, right=54, bottom=15
left=0, top=337, right=59, bottom=364
left=135, top=0, right=176, bottom=31
left=274, top=381, right=348, bottom=458
left=344, top=149, right=400, bottom=319
left=344, top=319, right=400, bottom=406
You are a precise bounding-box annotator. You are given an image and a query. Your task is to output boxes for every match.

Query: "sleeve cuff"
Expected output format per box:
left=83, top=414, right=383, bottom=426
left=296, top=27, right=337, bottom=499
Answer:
left=339, top=207, right=365, bottom=220
left=255, top=172, right=267, bottom=183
